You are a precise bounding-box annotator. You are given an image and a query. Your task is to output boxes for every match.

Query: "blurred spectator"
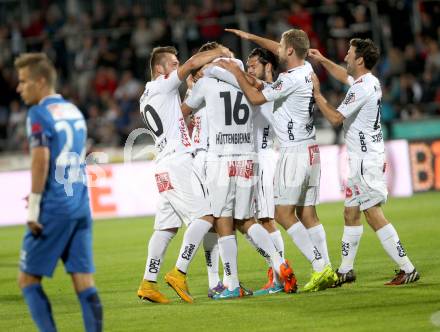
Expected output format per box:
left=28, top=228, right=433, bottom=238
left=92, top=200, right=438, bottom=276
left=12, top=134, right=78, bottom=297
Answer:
left=0, top=0, right=438, bottom=152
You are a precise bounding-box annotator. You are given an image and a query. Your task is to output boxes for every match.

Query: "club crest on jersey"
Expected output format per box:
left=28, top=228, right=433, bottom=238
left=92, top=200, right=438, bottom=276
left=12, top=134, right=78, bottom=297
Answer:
left=343, top=92, right=356, bottom=105
left=155, top=172, right=174, bottom=193
left=345, top=187, right=353, bottom=198
left=271, top=79, right=283, bottom=91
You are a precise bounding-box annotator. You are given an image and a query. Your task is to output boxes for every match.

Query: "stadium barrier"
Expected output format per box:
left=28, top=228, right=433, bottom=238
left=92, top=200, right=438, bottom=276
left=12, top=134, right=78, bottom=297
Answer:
left=0, top=139, right=419, bottom=227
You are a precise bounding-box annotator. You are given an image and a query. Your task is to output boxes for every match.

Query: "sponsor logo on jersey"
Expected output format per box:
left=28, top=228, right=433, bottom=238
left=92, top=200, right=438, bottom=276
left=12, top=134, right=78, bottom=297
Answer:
left=261, top=125, right=270, bottom=149
left=372, top=132, right=383, bottom=143
left=305, top=74, right=312, bottom=83
left=271, top=79, right=283, bottom=91
left=215, top=132, right=251, bottom=145
left=156, top=137, right=167, bottom=152
left=343, top=92, right=356, bottom=105
left=358, top=131, right=368, bottom=152
left=178, top=117, right=192, bottom=147
left=148, top=258, right=161, bottom=273
left=228, top=160, right=254, bottom=179
left=287, top=120, right=295, bottom=140
left=155, top=172, right=174, bottom=193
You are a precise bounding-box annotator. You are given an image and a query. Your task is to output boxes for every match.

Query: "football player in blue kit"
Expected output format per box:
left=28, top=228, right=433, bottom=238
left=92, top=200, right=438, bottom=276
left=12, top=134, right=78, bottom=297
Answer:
left=15, top=53, right=102, bottom=332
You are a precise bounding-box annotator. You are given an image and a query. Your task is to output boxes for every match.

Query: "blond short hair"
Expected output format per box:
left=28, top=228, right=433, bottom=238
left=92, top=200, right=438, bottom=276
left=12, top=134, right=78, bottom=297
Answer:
left=281, top=29, right=310, bottom=59
left=14, top=53, right=57, bottom=88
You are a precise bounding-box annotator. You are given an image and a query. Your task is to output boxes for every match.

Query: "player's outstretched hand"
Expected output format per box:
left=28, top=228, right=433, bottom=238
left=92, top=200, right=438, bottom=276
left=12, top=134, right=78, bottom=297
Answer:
left=308, top=49, right=325, bottom=62
left=215, top=59, right=241, bottom=73
left=27, top=221, right=43, bottom=237
left=219, top=45, right=233, bottom=58
left=311, top=73, right=321, bottom=95
left=225, top=28, right=252, bottom=40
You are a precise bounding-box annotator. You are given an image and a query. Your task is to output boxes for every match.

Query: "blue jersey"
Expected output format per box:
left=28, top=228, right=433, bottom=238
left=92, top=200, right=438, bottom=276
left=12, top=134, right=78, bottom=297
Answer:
left=26, top=94, right=90, bottom=219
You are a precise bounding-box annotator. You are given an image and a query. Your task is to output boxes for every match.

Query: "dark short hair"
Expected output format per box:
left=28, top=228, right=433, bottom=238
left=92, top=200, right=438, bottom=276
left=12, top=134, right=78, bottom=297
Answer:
left=350, top=38, right=380, bottom=70
left=14, top=52, right=57, bottom=88
left=149, top=46, right=178, bottom=77
left=248, top=48, right=278, bottom=73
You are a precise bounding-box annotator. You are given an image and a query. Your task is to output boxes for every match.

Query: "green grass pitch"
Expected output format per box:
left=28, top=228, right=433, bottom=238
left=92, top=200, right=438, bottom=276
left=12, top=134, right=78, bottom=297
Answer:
left=1, top=192, right=440, bottom=332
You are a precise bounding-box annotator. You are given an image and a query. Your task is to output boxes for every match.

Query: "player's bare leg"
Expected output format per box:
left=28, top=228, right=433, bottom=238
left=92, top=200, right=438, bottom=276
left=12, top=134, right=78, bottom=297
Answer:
left=364, top=204, right=419, bottom=285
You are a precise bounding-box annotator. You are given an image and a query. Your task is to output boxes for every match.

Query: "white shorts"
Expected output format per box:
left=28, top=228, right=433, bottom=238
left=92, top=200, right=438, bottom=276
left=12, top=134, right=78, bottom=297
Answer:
left=344, top=155, right=388, bottom=211
left=255, top=149, right=277, bottom=219
left=154, top=153, right=211, bottom=230
left=205, top=154, right=256, bottom=220
left=274, top=143, right=321, bottom=206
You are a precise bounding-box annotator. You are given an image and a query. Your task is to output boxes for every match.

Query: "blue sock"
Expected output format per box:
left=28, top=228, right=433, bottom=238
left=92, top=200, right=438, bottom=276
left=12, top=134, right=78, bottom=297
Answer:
left=22, top=284, right=57, bottom=332
left=78, top=287, right=103, bottom=332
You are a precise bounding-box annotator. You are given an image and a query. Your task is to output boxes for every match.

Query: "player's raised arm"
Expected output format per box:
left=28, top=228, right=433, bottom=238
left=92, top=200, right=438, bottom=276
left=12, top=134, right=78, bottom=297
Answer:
left=225, top=29, right=280, bottom=56
left=177, top=47, right=232, bottom=81
left=311, top=73, right=345, bottom=126
left=215, top=59, right=267, bottom=105
left=308, top=49, right=349, bottom=85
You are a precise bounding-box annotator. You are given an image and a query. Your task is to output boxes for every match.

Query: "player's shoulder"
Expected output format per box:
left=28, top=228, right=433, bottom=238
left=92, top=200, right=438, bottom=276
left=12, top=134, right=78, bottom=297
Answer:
left=351, top=73, right=379, bottom=94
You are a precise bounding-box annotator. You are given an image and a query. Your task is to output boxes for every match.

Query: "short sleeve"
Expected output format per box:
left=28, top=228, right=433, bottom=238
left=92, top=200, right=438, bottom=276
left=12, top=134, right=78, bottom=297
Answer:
left=185, top=78, right=205, bottom=109
left=26, top=106, right=52, bottom=148
left=204, top=66, right=239, bottom=89
left=337, top=84, right=369, bottom=119
left=157, top=70, right=182, bottom=93
left=261, top=75, right=299, bottom=102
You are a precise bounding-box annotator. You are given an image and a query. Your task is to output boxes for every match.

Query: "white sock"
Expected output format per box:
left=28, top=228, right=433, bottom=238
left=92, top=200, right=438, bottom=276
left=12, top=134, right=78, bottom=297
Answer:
left=218, top=235, right=239, bottom=291
left=270, top=230, right=285, bottom=260
left=247, top=224, right=284, bottom=276
left=244, top=233, right=271, bottom=266
left=307, top=224, right=331, bottom=266
left=203, top=232, right=221, bottom=288
left=376, top=223, right=415, bottom=273
left=287, top=222, right=325, bottom=272
left=338, top=225, right=363, bottom=273
left=176, top=219, right=212, bottom=273
left=143, top=230, right=176, bottom=281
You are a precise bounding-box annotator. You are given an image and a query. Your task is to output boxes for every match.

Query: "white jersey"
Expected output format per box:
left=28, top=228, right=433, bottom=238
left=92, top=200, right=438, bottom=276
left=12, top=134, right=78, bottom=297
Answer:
left=337, top=73, right=384, bottom=158
left=262, top=61, right=315, bottom=147
left=139, top=70, right=193, bottom=162
left=253, top=100, right=275, bottom=152
left=191, top=106, right=209, bottom=151
left=185, top=76, right=254, bottom=156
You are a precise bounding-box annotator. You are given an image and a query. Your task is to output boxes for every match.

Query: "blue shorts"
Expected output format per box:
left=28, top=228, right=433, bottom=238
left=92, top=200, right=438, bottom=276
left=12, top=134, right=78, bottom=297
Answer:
left=20, top=212, right=95, bottom=277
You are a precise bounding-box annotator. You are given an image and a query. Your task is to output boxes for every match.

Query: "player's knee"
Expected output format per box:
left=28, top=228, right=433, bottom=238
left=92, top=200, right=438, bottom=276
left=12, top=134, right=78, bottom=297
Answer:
left=18, top=272, right=40, bottom=289
left=344, top=209, right=360, bottom=225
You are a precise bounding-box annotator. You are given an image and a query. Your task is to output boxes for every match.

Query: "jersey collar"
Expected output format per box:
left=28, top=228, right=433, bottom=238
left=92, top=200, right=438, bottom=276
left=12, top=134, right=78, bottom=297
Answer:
left=39, top=94, right=62, bottom=105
